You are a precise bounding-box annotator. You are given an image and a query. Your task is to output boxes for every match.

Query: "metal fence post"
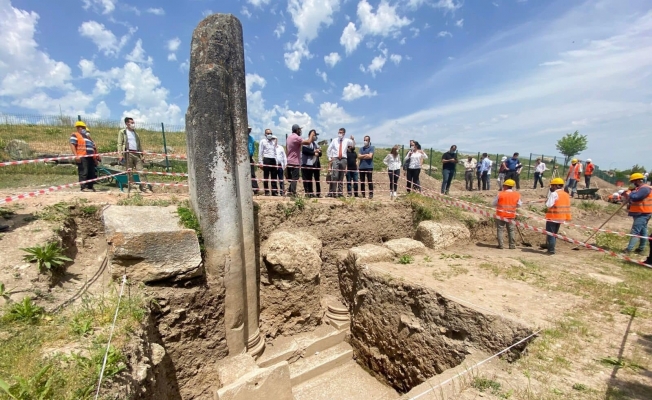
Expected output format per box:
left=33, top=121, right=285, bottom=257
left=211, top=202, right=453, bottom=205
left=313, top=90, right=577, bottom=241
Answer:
left=77, top=115, right=82, bottom=122
left=527, top=153, right=533, bottom=180
left=161, top=122, right=170, bottom=172
left=429, top=148, right=433, bottom=176
left=552, top=156, right=557, bottom=178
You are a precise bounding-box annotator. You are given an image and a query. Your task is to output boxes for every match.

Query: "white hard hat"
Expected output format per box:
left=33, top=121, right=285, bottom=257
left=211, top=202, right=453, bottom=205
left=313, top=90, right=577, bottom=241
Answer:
left=586, top=158, right=591, bottom=162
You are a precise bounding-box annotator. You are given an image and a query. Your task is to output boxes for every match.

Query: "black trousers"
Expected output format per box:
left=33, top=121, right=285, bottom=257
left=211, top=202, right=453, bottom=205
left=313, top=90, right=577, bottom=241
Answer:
left=250, top=156, right=259, bottom=190
left=359, top=168, right=373, bottom=195
left=77, top=158, right=97, bottom=189
left=262, top=157, right=278, bottom=195
left=302, top=165, right=321, bottom=196
left=287, top=164, right=300, bottom=194
left=406, top=168, right=421, bottom=192
left=388, top=170, right=400, bottom=192
left=533, top=172, right=544, bottom=188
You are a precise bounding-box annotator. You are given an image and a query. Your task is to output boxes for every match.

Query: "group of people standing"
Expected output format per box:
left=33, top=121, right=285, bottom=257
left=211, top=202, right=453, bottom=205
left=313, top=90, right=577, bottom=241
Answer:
left=248, top=126, right=430, bottom=199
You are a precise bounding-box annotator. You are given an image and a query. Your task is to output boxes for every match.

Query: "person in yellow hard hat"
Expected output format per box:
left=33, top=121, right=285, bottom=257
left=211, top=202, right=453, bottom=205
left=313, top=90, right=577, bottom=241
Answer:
left=542, top=177, right=571, bottom=255
left=492, top=179, right=522, bottom=249
left=565, top=158, right=581, bottom=197
left=69, top=121, right=98, bottom=192
left=621, top=173, right=651, bottom=254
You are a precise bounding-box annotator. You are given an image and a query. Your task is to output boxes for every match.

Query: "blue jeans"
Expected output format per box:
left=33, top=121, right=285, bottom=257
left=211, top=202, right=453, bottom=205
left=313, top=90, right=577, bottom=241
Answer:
left=441, top=169, right=454, bottom=194
left=566, top=179, right=578, bottom=196
left=546, top=221, right=561, bottom=254
left=346, top=171, right=359, bottom=196
left=626, top=214, right=650, bottom=252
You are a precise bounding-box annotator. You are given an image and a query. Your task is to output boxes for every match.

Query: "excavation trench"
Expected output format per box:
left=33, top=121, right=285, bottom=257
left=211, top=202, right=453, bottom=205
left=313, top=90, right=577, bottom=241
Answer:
left=112, top=201, right=534, bottom=399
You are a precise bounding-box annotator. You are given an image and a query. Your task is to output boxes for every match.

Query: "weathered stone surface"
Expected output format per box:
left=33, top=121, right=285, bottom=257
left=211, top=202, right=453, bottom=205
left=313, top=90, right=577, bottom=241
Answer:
left=186, top=13, right=261, bottom=357
left=260, top=231, right=323, bottom=338
left=150, top=343, right=166, bottom=366
left=415, top=220, right=471, bottom=250
left=103, top=205, right=202, bottom=283
left=347, top=244, right=394, bottom=266
left=383, top=238, right=426, bottom=256
left=5, top=139, right=33, bottom=160
left=215, top=360, right=293, bottom=400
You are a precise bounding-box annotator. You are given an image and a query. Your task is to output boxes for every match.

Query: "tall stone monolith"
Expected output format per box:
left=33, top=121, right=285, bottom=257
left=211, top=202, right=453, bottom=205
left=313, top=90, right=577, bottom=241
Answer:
left=186, top=14, right=263, bottom=358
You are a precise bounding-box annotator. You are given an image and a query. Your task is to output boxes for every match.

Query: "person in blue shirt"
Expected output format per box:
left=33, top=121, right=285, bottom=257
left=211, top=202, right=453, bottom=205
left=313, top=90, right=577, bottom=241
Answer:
left=248, top=126, right=259, bottom=194
left=358, top=135, right=374, bottom=199
left=480, top=153, right=492, bottom=190
left=505, top=152, right=520, bottom=182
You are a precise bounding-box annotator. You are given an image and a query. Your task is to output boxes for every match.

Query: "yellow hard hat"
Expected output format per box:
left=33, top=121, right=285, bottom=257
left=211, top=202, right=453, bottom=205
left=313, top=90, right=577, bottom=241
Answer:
left=74, top=121, right=86, bottom=128
left=550, top=177, right=565, bottom=185
left=571, top=158, right=578, bottom=163
left=629, top=172, right=645, bottom=182
left=503, top=179, right=515, bottom=187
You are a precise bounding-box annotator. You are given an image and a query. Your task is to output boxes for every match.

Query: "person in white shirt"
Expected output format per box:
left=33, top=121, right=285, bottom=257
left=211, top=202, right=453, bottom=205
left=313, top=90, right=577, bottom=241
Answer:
left=462, top=156, right=477, bottom=191
left=497, top=156, right=508, bottom=188
left=383, top=145, right=402, bottom=199
left=404, top=141, right=428, bottom=193
left=533, top=158, right=546, bottom=189
left=327, top=128, right=355, bottom=197
left=272, top=136, right=287, bottom=196
left=259, top=129, right=279, bottom=196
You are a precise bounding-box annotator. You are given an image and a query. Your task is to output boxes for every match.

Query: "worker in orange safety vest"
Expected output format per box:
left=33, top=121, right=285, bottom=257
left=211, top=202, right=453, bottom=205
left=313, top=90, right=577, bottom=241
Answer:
left=566, top=159, right=581, bottom=197
left=69, top=121, right=98, bottom=192
left=492, top=179, right=522, bottom=249
left=543, top=177, right=572, bottom=255
left=584, top=158, right=595, bottom=188
left=621, top=173, right=652, bottom=255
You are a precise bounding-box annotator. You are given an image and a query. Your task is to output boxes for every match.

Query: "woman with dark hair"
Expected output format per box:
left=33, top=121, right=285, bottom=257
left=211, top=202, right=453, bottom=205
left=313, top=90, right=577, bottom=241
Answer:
left=301, top=129, right=322, bottom=197
left=383, top=145, right=401, bottom=199
left=405, top=141, right=427, bottom=193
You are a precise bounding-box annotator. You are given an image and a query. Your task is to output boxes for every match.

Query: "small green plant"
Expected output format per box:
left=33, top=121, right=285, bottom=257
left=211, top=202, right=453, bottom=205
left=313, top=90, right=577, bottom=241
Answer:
left=294, top=196, right=306, bottom=211
left=0, top=365, right=55, bottom=399
left=577, top=201, right=602, bottom=212
left=70, top=316, right=93, bottom=336
left=21, top=242, right=72, bottom=273
left=4, top=297, right=44, bottom=324
left=398, top=254, right=413, bottom=264
left=117, top=193, right=172, bottom=207
left=440, top=253, right=471, bottom=260
left=36, top=202, right=70, bottom=221
left=0, top=207, right=15, bottom=218
left=620, top=306, right=637, bottom=317
left=80, top=205, right=98, bottom=215
left=423, top=256, right=432, bottom=262
left=572, top=383, right=588, bottom=391
left=0, top=282, right=15, bottom=300
left=177, top=205, right=204, bottom=254
left=472, top=377, right=502, bottom=395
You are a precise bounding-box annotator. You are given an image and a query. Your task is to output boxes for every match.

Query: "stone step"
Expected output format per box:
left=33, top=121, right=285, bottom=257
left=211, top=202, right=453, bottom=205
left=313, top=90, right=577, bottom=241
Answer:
left=257, top=324, right=347, bottom=368
left=292, top=360, right=399, bottom=400
left=289, top=342, right=353, bottom=386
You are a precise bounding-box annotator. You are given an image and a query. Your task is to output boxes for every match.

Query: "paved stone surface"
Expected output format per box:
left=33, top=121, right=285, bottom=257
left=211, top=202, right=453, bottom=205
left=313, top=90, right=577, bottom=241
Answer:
left=103, top=205, right=202, bottom=283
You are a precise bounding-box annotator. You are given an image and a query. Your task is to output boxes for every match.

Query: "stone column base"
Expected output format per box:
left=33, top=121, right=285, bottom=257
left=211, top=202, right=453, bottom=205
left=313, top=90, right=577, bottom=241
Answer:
left=247, top=328, right=265, bottom=359
left=325, top=302, right=351, bottom=331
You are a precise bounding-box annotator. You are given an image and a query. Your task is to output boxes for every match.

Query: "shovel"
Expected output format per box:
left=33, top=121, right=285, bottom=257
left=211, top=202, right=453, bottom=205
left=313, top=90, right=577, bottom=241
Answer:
left=572, top=201, right=626, bottom=250
left=516, top=224, right=533, bottom=247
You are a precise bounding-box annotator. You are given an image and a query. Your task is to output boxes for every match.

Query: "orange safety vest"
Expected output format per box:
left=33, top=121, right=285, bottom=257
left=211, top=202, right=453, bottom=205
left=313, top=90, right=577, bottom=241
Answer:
left=496, top=190, right=521, bottom=219
left=546, top=189, right=572, bottom=221
left=72, top=132, right=98, bottom=159
left=585, top=163, right=594, bottom=176
left=629, top=185, right=652, bottom=214
left=568, top=163, right=581, bottom=180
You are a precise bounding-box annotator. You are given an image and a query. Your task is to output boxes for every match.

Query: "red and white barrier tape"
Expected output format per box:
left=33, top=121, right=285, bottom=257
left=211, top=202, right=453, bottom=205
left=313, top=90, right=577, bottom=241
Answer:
left=130, top=151, right=187, bottom=159
left=134, top=170, right=189, bottom=177
left=0, top=152, right=121, bottom=167
left=134, top=181, right=189, bottom=188
left=0, top=172, right=127, bottom=205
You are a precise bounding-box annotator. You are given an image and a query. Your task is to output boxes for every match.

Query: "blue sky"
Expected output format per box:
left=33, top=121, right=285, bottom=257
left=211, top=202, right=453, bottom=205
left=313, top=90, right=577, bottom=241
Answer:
left=1, top=0, right=651, bottom=169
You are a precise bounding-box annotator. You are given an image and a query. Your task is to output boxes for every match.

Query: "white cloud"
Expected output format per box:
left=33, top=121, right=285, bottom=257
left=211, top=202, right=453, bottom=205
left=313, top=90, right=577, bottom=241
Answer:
left=248, top=0, right=271, bottom=7
left=167, top=37, right=181, bottom=52
left=407, top=0, right=462, bottom=12
left=539, top=60, right=566, bottom=67
left=304, top=93, right=314, bottom=103
left=284, top=0, right=340, bottom=70
left=167, top=53, right=177, bottom=61
left=125, top=39, right=153, bottom=65
left=317, top=102, right=356, bottom=132
left=79, top=21, right=132, bottom=56
left=456, top=18, right=464, bottom=27
left=361, top=55, right=387, bottom=77
left=390, top=54, right=402, bottom=64
left=241, top=6, right=252, bottom=18
left=146, top=7, right=165, bottom=16
left=82, top=0, right=116, bottom=15
left=316, top=68, right=328, bottom=82
left=438, top=30, right=452, bottom=38
left=340, top=22, right=363, bottom=54
left=341, top=0, right=411, bottom=54
left=202, top=9, right=213, bottom=17
left=410, top=27, right=420, bottom=37
left=274, top=22, right=285, bottom=38
left=0, top=1, right=73, bottom=98
left=342, top=83, right=377, bottom=101
left=179, top=59, right=189, bottom=72
left=324, top=52, right=341, bottom=67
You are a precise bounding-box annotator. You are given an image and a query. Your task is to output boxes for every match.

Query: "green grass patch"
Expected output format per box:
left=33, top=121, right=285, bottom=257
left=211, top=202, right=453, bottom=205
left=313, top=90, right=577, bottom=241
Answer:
left=397, top=254, right=413, bottom=264
left=0, top=286, right=147, bottom=399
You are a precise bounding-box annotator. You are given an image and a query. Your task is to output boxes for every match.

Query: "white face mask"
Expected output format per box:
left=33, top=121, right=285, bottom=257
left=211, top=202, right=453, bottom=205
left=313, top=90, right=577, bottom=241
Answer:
left=412, top=147, right=416, bottom=151
left=338, top=133, right=344, bottom=139
left=364, top=141, right=369, bottom=146
left=81, top=128, right=87, bottom=134
left=266, top=134, right=272, bottom=139
left=128, top=123, right=134, bottom=130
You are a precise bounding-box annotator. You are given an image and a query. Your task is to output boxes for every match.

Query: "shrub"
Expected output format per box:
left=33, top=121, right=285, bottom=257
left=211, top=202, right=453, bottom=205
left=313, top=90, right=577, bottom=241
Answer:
left=4, top=297, right=44, bottom=324
left=398, top=255, right=413, bottom=264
